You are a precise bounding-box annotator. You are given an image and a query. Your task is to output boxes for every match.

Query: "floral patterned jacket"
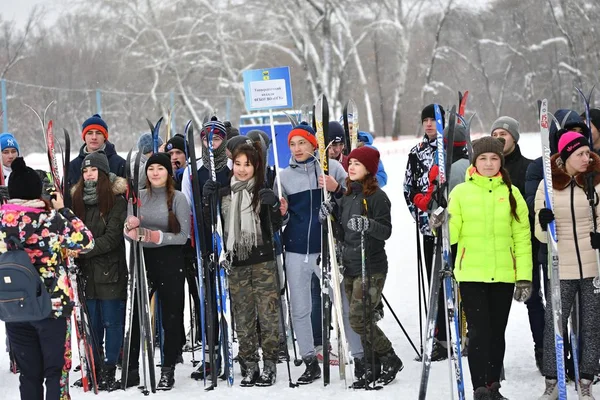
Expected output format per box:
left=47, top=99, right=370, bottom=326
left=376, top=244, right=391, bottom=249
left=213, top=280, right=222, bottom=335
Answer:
left=0, top=199, right=94, bottom=318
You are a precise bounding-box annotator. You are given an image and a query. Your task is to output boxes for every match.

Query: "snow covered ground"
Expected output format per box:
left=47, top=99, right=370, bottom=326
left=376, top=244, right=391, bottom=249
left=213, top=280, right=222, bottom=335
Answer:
left=0, top=132, right=582, bottom=399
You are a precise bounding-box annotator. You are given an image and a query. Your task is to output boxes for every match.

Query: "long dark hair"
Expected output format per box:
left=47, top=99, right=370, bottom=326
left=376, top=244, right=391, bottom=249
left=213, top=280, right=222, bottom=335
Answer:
left=344, top=169, right=379, bottom=197
left=500, top=167, right=520, bottom=222
left=232, top=142, right=266, bottom=211
left=72, top=171, right=115, bottom=219
left=145, top=174, right=181, bottom=234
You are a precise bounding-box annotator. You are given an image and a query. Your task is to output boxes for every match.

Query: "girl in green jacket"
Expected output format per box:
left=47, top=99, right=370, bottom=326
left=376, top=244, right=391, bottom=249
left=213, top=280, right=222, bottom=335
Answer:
left=446, top=136, right=532, bottom=400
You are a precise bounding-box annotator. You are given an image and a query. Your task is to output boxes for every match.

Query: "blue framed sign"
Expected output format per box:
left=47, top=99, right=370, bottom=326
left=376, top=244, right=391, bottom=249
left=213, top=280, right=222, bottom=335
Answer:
left=243, top=66, right=293, bottom=111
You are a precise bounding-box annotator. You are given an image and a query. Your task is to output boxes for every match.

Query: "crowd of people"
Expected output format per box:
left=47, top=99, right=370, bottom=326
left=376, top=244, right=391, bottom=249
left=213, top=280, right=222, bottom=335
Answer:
left=0, top=104, right=599, bottom=400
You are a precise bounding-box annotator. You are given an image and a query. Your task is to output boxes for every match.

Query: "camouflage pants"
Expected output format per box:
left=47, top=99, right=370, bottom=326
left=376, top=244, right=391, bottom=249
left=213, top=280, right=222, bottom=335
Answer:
left=344, top=272, right=392, bottom=357
left=228, top=261, right=280, bottom=363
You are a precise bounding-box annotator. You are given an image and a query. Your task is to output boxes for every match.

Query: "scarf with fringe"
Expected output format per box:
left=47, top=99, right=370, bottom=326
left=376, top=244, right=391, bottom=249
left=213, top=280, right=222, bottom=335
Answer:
left=225, top=177, right=262, bottom=261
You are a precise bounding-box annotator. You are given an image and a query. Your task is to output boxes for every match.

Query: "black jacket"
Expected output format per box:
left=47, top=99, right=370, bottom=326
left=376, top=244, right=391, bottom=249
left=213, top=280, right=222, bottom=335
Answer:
left=227, top=204, right=282, bottom=267
left=73, top=177, right=128, bottom=300
left=504, top=144, right=531, bottom=196
left=67, top=141, right=126, bottom=191
left=338, top=184, right=392, bottom=277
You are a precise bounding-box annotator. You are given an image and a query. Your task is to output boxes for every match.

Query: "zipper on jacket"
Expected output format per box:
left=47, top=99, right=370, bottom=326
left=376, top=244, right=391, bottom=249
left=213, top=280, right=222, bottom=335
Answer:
left=510, top=247, right=517, bottom=280
left=459, top=247, right=466, bottom=270
left=569, top=181, right=586, bottom=280
left=305, top=162, right=312, bottom=262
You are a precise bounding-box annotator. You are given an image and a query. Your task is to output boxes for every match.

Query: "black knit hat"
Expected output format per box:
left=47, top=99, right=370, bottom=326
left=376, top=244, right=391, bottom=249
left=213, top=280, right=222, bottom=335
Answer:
left=472, top=136, right=506, bottom=166
left=8, top=158, right=43, bottom=200
left=145, top=152, right=173, bottom=177
left=82, top=151, right=110, bottom=176
left=421, top=104, right=445, bottom=128
left=165, top=134, right=186, bottom=153
left=227, top=135, right=252, bottom=154
left=224, top=121, right=240, bottom=140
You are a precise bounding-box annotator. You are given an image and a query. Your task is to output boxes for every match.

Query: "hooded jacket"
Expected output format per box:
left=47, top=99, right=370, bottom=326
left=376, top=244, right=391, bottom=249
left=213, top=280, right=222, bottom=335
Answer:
left=279, top=156, right=346, bottom=255
left=0, top=201, right=94, bottom=318
left=448, top=167, right=532, bottom=283
left=534, top=153, right=600, bottom=280
left=404, top=135, right=436, bottom=236
left=71, top=176, right=128, bottom=300
left=67, top=141, right=126, bottom=191
left=357, top=131, right=388, bottom=187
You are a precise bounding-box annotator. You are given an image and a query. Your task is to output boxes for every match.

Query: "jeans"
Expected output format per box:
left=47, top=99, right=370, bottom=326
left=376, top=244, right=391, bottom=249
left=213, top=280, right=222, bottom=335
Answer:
left=86, top=299, right=125, bottom=366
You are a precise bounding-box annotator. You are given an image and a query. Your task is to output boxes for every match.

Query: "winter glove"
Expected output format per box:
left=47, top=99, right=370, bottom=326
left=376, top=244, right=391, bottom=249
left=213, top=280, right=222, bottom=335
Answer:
left=347, top=215, right=370, bottom=233
left=590, top=232, right=600, bottom=250
left=203, top=180, right=220, bottom=198
left=125, top=216, right=140, bottom=231
left=319, top=200, right=335, bottom=223
left=538, top=208, right=555, bottom=231
left=513, top=280, right=532, bottom=302
left=408, top=185, right=422, bottom=203
left=428, top=206, right=446, bottom=230
left=258, top=188, right=279, bottom=209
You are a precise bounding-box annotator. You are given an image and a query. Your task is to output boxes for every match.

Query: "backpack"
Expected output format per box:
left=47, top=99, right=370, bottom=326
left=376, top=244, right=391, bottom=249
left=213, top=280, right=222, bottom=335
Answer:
left=0, top=238, right=53, bottom=322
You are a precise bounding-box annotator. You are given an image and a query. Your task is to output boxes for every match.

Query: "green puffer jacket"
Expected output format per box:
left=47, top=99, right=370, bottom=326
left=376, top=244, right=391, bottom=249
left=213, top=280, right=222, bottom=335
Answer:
left=448, top=166, right=532, bottom=283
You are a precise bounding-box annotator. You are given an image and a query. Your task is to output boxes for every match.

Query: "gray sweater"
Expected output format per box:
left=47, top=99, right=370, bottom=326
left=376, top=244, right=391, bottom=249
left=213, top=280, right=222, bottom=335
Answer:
left=132, top=186, right=190, bottom=248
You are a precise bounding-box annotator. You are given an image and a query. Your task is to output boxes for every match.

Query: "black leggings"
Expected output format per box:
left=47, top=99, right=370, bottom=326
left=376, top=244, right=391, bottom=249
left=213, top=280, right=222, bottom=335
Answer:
left=460, top=282, right=514, bottom=389
left=129, top=245, right=185, bottom=369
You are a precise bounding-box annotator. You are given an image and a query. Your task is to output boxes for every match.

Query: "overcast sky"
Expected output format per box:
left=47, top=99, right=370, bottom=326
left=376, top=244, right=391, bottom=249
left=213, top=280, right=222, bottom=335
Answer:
left=4, top=0, right=59, bottom=27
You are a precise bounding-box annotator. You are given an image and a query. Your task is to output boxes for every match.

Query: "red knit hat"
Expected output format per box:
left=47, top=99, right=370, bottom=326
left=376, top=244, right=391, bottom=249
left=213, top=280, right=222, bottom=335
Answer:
left=347, top=146, right=380, bottom=176
left=288, top=122, right=318, bottom=149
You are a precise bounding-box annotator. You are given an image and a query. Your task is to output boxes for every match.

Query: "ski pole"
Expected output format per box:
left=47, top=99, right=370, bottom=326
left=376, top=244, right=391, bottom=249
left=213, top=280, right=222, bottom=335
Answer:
left=381, top=294, right=420, bottom=357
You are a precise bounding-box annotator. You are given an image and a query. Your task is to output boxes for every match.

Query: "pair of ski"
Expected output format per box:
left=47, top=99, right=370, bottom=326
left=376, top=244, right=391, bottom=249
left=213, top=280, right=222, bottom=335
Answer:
left=418, top=104, right=466, bottom=400
left=28, top=103, right=102, bottom=394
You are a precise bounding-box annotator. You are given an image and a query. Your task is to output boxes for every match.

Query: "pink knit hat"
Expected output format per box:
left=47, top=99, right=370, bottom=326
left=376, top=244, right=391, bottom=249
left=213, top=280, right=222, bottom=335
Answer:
left=558, top=131, right=590, bottom=162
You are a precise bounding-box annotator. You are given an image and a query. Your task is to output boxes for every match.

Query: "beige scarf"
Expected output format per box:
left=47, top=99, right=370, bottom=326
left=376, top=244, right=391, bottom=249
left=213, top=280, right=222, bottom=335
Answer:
left=225, top=177, right=262, bottom=260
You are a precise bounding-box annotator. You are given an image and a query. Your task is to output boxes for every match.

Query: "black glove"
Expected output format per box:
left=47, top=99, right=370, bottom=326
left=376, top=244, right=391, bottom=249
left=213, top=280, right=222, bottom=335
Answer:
left=408, top=185, right=422, bottom=203
left=258, top=188, right=279, bottom=208
left=591, top=232, right=600, bottom=250
left=203, top=180, right=220, bottom=198
left=538, top=208, right=555, bottom=231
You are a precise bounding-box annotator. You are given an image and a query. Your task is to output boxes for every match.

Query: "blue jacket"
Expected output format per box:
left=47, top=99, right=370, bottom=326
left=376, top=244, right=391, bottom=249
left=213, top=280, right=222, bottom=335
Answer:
left=67, top=141, right=126, bottom=190
left=279, top=156, right=347, bottom=255
left=357, top=131, right=387, bottom=187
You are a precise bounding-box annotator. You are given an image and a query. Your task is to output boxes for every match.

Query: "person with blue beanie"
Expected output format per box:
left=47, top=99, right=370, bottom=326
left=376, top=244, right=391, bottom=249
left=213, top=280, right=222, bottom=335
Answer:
left=0, top=132, right=20, bottom=185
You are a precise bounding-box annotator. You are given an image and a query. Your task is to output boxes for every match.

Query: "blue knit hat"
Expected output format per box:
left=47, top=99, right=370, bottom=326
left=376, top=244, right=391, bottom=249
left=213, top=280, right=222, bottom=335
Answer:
left=0, top=133, right=19, bottom=155
left=137, top=132, right=163, bottom=154
left=81, top=114, right=109, bottom=141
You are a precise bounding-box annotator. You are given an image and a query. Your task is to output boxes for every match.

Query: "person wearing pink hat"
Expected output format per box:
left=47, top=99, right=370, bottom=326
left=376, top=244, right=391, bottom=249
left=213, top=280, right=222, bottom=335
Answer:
left=534, top=131, right=600, bottom=399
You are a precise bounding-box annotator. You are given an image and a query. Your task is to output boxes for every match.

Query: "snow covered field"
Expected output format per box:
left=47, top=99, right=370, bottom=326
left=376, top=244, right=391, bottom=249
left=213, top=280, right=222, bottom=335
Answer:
left=0, top=132, right=581, bottom=399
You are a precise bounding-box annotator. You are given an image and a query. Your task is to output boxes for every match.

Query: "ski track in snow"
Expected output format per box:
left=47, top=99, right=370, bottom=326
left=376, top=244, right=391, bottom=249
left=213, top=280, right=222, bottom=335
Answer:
left=1, top=133, right=582, bottom=399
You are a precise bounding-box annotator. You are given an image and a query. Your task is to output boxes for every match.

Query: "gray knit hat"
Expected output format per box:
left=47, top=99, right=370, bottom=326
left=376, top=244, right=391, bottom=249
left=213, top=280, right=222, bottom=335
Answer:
left=82, top=150, right=110, bottom=176
left=137, top=132, right=163, bottom=155
left=472, top=136, right=506, bottom=166
left=490, top=116, right=520, bottom=142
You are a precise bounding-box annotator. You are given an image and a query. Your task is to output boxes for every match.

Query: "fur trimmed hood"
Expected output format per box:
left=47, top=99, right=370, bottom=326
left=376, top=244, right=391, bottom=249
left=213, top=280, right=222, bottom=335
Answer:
left=550, top=152, right=600, bottom=191
left=71, top=174, right=127, bottom=196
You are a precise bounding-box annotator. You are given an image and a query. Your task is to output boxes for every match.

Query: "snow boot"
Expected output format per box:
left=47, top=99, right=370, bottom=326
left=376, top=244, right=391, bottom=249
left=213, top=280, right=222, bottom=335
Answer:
left=240, top=361, right=259, bottom=387
left=579, top=378, right=594, bottom=400
left=157, top=367, right=175, bottom=391
left=474, top=386, right=491, bottom=400
left=297, top=355, right=321, bottom=385
left=98, top=365, right=118, bottom=391
left=255, top=360, right=277, bottom=387
left=488, top=382, right=509, bottom=399
left=351, top=357, right=369, bottom=389
left=431, top=340, right=449, bottom=362
left=190, top=360, right=220, bottom=381
left=378, top=349, right=403, bottom=385
left=538, top=378, right=558, bottom=400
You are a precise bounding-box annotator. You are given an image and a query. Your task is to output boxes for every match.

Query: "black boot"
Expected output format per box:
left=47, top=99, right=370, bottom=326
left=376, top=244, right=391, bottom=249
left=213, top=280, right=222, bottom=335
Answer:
left=190, top=359, right=220, bottom=381
left=240, top=362, right=260, bottom=387
left=255, top=360, right=277, bottom=387
left=488, top=382, right=508, bottom=400
left=351, top=357, right=367, bottom=389
left=378, top=349, right=403, bottom=385
left=116, top=367, right=140, bottom=389
left=430, top=340, right=449, bottom=362
left=297, top=355, right=321, bottom=385
left=98, top=365, right=118, bottom=391
left=157, top=367, right=175, bottom=391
